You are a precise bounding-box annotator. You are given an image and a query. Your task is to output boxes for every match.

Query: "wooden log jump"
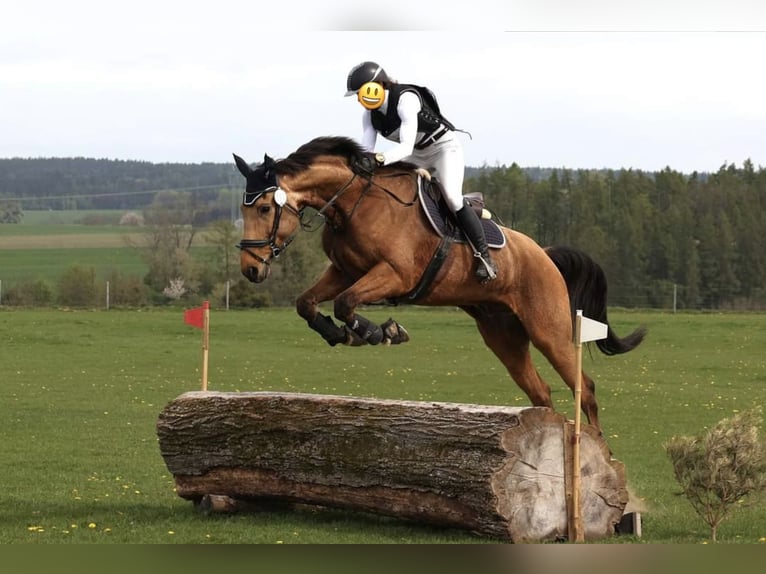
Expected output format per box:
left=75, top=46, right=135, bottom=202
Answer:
left=156, top=391, right=628, bottom=542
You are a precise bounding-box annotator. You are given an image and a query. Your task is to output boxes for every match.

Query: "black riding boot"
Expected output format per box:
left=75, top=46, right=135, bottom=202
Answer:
left=455, top=204, right=498, bottom=283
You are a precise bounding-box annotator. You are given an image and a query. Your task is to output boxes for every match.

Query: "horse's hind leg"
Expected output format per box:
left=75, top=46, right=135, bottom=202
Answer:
left=463, top=306, right=554, bottom=410
left=524, top=312, right=603, bottom=433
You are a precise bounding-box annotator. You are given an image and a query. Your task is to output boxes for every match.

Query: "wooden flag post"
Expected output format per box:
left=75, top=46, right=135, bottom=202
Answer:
left=201, top=301, right=210, bottom=391
left=567, top=309, right=608, bottom=543
left=569, top=311, right=585, bottom=542
left=184, top=301, right=210, bottom=391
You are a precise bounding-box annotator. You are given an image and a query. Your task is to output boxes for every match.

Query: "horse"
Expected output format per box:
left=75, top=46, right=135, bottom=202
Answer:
left=234, top=136, right=646, bottom=433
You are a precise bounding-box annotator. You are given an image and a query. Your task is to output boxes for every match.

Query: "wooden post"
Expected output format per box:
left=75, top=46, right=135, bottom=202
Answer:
left=569, top=310, right=585, bottom=542
left=201, top=301, right=210, bottom=391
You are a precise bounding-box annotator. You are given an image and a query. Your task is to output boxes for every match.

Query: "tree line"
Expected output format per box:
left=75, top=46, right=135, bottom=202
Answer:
left=465, top=159, right=766, bottom=310
left=1, top=156, right=764, bottom=310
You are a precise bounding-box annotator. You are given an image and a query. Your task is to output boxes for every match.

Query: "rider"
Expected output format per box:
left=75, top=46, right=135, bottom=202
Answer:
left=344, top=61, right=497, bottom=284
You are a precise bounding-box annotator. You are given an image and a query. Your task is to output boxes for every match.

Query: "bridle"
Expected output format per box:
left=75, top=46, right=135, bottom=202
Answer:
left=236, top=158, right=419, bottom=263
left=236, top=185, right=302, bottom=265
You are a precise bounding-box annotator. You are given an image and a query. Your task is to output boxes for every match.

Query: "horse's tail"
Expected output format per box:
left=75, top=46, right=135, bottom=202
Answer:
left=545, top=245, right=647, bottom=355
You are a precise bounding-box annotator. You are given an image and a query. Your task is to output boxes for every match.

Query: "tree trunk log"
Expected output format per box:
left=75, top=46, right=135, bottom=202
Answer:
left=156, top=391, right=628, bottom=542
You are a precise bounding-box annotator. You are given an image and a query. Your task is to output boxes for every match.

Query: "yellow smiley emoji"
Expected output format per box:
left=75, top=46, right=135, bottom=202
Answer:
left=357, top=81, right=385, bottom=110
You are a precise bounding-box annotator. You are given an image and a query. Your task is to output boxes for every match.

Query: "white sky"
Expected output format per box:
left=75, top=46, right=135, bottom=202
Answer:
left=1, top=1, right=765, bottom=173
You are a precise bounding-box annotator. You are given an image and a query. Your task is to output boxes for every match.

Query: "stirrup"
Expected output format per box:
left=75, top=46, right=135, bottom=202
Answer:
left=474, top=253, right=497, bottom=283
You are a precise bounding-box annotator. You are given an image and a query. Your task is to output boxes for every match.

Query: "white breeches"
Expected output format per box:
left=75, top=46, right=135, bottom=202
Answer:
left=405, top=133, right=465, bottom=213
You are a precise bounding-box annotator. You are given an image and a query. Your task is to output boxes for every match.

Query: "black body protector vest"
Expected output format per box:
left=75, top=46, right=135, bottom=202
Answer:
left=370, top=84, right=458, bottom=150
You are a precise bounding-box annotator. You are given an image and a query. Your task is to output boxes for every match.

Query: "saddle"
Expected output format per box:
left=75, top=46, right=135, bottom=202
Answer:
left=417, top=176, right=506, bottom=249
left=396, top=174, right=506, bottom=303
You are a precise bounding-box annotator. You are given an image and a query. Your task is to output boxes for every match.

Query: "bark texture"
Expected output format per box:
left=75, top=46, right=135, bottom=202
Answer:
left=157, top=391, right=628, bottom=542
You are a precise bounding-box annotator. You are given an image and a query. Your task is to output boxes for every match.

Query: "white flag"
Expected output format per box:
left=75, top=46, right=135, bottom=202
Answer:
left=577, top=310, right=608, bottom=343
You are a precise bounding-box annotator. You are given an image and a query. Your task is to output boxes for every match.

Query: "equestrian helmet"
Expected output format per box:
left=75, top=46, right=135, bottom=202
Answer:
left=345, top=61, right=389, bottom=96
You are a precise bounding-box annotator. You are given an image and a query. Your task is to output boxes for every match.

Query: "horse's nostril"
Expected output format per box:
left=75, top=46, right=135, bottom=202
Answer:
left=243, top=266, right=262, bottom=283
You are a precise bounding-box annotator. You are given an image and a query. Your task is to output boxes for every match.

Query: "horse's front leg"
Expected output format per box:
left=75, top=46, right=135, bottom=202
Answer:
left=296, top=265, right=355, bottom=347
left=333, top=263, right=410, bottom=346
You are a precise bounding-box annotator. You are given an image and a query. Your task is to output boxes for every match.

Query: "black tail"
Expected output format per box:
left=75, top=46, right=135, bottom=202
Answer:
left=545, top=245, right=647, bottom=355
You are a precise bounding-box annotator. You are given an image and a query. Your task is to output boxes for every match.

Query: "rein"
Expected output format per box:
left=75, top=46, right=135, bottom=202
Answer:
left=308, top=168, right=419, bottom=229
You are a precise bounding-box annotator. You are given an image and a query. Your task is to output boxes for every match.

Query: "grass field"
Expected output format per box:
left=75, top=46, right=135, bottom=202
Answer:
left=17, top=210, right=127, bottom=226
left=0, top=248, right=148, bottom=285
left=0, top=215, right=216, bottom=285
left=1, top=307, right=764, bottom=544
left=0, top=214, right=149, bottom=286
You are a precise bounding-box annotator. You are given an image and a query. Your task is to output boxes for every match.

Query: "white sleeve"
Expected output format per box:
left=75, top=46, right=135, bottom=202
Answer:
left=380, top=91, right=421, bottom=165
left=361, top=111, right=377, bottom=152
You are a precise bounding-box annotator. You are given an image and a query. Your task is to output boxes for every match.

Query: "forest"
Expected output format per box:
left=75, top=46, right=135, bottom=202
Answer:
left=1, top=156, right=765, bottom=310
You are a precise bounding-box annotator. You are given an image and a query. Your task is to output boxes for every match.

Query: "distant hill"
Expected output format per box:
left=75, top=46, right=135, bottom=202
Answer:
left=1, top=157, right=698, bottom=211
left=0, top=157, right=236, bottom=210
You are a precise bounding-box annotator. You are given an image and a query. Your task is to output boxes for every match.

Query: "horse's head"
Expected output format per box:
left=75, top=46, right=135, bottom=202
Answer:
left=234, top=153, right=302, bottom=283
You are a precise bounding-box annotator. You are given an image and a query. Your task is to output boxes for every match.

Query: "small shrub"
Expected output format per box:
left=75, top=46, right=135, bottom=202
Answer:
left=104, top=271, right=149, bottom=307
left=57, top=265, right=97, bottom=307
left=2, top=278, right=54, bottom=306
left=664, top=407, right=766, bottom=541
left=119, top=211, right=144, bottom=226
left=227, top=278, right=273, bottom=308
left=163, top=277, right=187, bottom=300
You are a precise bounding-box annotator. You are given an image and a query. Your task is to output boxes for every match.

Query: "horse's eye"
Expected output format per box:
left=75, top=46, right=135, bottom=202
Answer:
left=258, top=205, right=271, bottom=216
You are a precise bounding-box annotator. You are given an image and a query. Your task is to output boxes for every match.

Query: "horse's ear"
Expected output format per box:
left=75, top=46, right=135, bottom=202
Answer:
left=233, top=153, right=251, bottom=177
left=263, top=154, right=276, bottom=169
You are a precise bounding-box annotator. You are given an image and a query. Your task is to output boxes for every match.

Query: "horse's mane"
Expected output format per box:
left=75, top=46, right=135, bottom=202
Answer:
left=277, top=136, right=366, bottom=176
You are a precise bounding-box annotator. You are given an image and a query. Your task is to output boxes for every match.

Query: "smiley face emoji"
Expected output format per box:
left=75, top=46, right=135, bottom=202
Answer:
left=357, top=81, right=385, bottom=110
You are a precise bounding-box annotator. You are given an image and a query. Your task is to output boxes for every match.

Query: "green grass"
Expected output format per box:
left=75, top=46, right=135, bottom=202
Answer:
left=1, top=307, right=765, bottom=544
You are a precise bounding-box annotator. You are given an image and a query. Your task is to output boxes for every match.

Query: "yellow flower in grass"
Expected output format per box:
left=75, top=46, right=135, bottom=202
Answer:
left=88, top=522, right=97, bottom=529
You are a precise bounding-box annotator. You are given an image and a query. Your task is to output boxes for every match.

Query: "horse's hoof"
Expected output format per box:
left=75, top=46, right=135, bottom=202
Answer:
left=381, top=318, right=410, bottom=345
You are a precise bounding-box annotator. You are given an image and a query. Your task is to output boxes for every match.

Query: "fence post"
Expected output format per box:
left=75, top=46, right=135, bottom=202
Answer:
left=673, top=283, right=677, bottom=313
left=106, top=280, right=110, bottom=310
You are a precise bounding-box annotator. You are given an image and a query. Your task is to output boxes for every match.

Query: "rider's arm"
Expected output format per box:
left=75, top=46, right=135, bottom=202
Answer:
left=361, top=110, right=377, bottom=152
left=378, top=91, right=421, bottom=165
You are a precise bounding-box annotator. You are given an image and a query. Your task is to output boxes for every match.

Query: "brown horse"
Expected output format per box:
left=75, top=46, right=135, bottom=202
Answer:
left=234, top=136, right=646, bottom=433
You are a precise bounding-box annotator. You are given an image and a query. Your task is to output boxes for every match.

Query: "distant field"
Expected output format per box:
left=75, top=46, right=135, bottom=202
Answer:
left=0, top=247, right=148, bottom=283
left=0, top=215, right=216, bottom=285
left=20, top=209, right=128, bottom=226
left=0, top=232, right=146, bottom=248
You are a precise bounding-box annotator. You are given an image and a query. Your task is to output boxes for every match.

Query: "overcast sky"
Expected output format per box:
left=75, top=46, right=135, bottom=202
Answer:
left=2, top=1, right=765, bottom=173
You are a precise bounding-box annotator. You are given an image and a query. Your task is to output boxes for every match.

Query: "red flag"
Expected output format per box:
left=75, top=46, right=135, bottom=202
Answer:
left=184, top=301, right=208, bottom=329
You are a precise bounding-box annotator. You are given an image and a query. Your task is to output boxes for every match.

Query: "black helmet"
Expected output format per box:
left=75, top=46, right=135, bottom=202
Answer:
left=345, top=61, right=389, bottom=96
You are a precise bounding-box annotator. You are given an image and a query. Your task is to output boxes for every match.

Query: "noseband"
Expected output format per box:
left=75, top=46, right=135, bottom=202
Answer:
left=236, top=186, right=302, bottom=265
